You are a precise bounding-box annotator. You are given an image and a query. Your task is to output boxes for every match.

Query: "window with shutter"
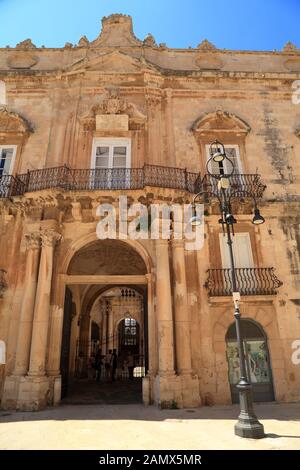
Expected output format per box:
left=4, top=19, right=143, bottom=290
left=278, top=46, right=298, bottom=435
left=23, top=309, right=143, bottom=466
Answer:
left=219, top=232, right=254, bottom=268
left=0, top=146, right=17, bottom=176
left=92, top=138, right=131, bottom=170
left=206, top=144, right=242, bottom=175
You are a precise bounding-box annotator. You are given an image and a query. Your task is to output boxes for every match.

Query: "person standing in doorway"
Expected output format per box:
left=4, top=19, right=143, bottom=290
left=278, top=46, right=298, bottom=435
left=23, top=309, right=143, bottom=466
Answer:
left=95, top=348, right=102, bottom=382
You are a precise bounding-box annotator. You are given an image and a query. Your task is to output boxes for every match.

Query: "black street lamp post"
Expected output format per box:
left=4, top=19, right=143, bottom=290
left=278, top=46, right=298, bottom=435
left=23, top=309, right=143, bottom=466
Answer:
left=191, top=140, right=265, bottom=439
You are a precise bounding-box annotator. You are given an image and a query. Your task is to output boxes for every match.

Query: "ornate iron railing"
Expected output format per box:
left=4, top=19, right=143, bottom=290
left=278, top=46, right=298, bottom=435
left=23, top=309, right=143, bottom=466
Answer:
left=201, top=174, right=266, bottom=200
left=206, top=268, right=282, bottom=296
left=0, top=174, right=27, bottom=198
left=0, top=164, right=201, bottom=197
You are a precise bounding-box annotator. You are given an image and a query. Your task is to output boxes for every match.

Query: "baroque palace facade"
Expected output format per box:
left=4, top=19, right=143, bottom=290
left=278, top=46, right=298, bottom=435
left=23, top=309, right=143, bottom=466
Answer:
left=0, top=14, right=300, bottom=410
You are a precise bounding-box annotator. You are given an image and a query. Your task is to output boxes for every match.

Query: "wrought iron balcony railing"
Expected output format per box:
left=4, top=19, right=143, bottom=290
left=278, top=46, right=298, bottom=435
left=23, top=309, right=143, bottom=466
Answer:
left=201, top=174, right=266, bottom=200
left=0, top=164, right=200, bottom=197
left=206, top=268, right=282, bottom=296
left=0, top=174, right=27, bottom=198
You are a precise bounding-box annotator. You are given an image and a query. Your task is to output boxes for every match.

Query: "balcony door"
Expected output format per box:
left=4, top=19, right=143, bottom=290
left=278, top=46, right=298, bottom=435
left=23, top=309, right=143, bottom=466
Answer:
left=91, top=138, right=131, bottom=189
left=206, top=144, right=242, bottom=176
left=0, top=146, right=17, bottom=176
left=219, top=232, right=254, bottom=269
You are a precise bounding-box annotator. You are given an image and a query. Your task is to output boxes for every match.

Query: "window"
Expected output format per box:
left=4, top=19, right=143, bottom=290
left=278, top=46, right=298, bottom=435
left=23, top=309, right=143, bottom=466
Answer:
left=206, top=144, right=242, bottom=175
left=0, top=146, right=17, bottom=176
left=91, top=138, right=131, bottom=169
left=91, top=138, right=131, bottom=189
left=0, top=81, right=6, bottom=105
left=219, top=232, right=254, bottom=268
left=124, top=318, right=137, bottom=346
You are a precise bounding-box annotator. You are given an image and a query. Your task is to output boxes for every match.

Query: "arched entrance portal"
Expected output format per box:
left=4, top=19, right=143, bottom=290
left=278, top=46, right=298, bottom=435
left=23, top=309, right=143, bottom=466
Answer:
left=226, top=319, right=274, bottom=403
left=59, top=239, right=150, bottom=404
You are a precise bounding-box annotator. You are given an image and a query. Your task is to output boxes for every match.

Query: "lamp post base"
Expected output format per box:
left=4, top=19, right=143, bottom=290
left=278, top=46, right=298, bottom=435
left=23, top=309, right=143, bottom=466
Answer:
left=234, top=381, right=265, bottom=439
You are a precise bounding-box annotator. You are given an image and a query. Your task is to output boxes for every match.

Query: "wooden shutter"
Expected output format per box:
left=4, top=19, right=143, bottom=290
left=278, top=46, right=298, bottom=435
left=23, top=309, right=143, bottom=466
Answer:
left=219, top=233, right=254, bottom=268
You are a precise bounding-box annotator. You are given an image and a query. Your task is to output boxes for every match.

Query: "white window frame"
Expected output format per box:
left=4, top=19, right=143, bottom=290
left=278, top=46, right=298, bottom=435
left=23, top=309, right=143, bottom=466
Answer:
left=0, top=145, right=17, bottom=176
left=219, top=232, right=254, bottom=269
left=91, top=138, right=131, bottom=169
left=205, top=144, right=243, bottom=174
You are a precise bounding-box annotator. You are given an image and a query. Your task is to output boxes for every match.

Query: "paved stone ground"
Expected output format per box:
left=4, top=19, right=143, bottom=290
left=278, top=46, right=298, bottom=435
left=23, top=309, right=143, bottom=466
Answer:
left=62, top=379, right=143, bottom=405
left=0, top=402, right=299, bottom=450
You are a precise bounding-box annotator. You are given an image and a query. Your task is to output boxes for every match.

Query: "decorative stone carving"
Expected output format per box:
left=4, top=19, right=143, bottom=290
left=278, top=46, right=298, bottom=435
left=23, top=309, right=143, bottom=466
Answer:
left=0, top=106, right=33, bottom=135
left=197, top=39, right=217, bottom=51
left=68, top=50, right=147, bottom=73
left=145, top=93, right=162, bottom=110
left=40, top=229, right=61, bottom=248
left=64, top=42, right=73, bottom=49
left=93, top=90, right=127, bottom=115
left=24, top=232, right=40, bottom=250
left=16, top=39, right=37, bottom=50
left=78, top=36, right=89, bottom=47
left=295, top=129, right=300, bottom=139
left=143, top=34, right=157, bottom=47
left=282, top=41, right=300, bottom=54
left=7, top=53, right=38, bottom=69
left=80, top=90, right=146, bottom=131
left=90, top=14, right=142, bottom=48
left=192, top=110, right=251, bottom=135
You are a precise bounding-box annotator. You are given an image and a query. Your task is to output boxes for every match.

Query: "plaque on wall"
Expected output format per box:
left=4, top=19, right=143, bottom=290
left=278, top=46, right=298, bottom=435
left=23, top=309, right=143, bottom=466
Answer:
left=96, top=114, right=129, bottom=131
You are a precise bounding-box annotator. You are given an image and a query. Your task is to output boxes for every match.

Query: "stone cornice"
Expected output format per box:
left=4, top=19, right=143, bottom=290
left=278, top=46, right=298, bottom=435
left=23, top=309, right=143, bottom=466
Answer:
left=2, top=68, right=300, bottom=83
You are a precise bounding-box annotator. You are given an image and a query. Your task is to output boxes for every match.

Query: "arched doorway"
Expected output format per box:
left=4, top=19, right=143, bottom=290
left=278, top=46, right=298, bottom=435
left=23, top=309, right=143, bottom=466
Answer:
left=59, top=239, right=150, bottom=404
left=226, top=319, right=274, bottom=403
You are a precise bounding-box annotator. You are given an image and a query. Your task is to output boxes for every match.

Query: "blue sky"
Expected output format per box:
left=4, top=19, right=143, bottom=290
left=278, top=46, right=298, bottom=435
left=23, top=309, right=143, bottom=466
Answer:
left=0, top=0, right=299, bottom=50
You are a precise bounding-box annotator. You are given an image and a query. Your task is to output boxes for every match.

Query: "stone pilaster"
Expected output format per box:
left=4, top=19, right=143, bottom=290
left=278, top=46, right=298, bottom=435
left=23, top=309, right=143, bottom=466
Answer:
left=28, top=229, right=61, bottom=377
left=155, top=239, right=175, bottom=375
left=107, top=302, right=114, bottom=352
left=13, top=232, right=40, bottom=376
left=172, top=238, right=192, bottom=375
left=101, top=300, right=108, bottom=355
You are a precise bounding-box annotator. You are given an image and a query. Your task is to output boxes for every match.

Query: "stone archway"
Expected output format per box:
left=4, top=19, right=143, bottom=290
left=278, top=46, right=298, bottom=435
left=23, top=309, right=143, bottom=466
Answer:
left=213, top=304, right=286, bottom=404
left=56, top=238, right=151, bottom=404
left=226, top=319, right=275, bottom=403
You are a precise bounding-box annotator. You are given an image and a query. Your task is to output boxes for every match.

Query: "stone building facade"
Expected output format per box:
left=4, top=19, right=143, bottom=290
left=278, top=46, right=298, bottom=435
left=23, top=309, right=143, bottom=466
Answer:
left=0, top=14, right=300, bottom=410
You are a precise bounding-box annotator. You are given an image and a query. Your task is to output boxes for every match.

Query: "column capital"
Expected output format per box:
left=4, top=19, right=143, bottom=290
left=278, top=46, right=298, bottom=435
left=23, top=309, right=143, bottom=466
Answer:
left=40, top=229, right=62, bottom=248
left=24, top=231, right=40, bottom=250
left=171, top=238, right=185, bottom=249
left=155, top=238, right=170, bottom=248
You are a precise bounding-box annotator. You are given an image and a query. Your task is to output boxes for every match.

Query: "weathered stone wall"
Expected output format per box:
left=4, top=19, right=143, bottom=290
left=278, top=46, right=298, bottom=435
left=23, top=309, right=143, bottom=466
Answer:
left=1, top=14, right=300, bottom=409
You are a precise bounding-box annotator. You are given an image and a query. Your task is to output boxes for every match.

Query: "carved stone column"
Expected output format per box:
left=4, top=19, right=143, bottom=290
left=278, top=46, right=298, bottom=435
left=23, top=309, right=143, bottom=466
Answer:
left=164, top=88, right=176, bottom=167
left=28, top=229, right=61, bottom=377
left=145, top=272, right=156, bottom=375
left=146, top=93, right=163, bottom=165
left=107, top=302, right=114, bottom=352
left=13, top=232, right=40, bottom=376
left=172, top=239, right=192, bottom=375
left=101, top=300, right=108, bottom=355
left=155, top=239, right=175, bottom=375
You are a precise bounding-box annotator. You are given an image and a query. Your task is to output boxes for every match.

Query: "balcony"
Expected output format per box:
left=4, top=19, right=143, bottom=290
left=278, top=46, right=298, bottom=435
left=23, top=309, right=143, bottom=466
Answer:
left=200, top=174, right=266, bottom=200
left=0, top=164, right=200, bottom=197
left=206, top=268, right=282, bottom=297
left=0, top=174, right=26, bottom=198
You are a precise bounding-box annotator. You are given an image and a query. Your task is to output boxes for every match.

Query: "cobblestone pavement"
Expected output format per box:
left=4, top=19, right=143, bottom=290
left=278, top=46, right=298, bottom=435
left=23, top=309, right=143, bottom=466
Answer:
left=0, top=402, right=299, bottom=450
